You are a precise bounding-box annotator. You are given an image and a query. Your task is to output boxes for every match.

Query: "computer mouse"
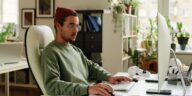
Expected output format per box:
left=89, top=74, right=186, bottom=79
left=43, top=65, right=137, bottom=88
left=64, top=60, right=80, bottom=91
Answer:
left=109, top=92, right=115, bottom=96
left=143, top=70, right=147, bottom=74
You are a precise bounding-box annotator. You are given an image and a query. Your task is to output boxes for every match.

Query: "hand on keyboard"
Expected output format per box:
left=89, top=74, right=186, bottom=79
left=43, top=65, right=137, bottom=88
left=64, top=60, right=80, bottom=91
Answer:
left=107, top=76, right=131, bottom=84
left=88, top=83, right=114, bottom=96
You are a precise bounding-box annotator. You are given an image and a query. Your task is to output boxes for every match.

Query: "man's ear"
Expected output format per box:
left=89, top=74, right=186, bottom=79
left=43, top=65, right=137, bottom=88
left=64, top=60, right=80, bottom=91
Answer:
left=55, top=22, right=62, bottom=32
left=55, top=22, right=61, bottom=29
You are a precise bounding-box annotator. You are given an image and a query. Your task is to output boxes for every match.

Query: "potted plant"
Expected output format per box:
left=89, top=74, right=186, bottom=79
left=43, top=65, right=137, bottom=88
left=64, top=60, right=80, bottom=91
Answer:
left=108, top=0, right=125, bottom=32
left=144, top=18, right=157, bottom=53
left=130, top=0, right=140, bottom=15
left=176, top=22, right=190, bottom=50
left=139, top=18, right=157, bottom=71
left=0, top=23, right=15, bottom=43
left=122, top=0, right=131, bottom=14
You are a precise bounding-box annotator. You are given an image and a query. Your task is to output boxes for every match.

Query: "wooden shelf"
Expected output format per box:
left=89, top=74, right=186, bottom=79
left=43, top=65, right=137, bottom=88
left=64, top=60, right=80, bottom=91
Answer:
left=123, top=35, right=137, bottom=39
left=0, top=82, right=37, bottom=88
left=122, top=56, right=131, bottom=61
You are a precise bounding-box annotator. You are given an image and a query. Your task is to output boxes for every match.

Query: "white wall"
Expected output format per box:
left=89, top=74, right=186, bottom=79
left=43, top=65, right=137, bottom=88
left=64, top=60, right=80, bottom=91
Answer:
left=18, top=0, right=110, bottom=41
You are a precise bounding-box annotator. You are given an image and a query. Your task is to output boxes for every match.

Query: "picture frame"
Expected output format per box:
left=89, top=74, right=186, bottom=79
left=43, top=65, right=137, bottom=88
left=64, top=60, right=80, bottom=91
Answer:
left=36, top=0, right=54, bottom=18
left=21, top=9, right=35, bottom=29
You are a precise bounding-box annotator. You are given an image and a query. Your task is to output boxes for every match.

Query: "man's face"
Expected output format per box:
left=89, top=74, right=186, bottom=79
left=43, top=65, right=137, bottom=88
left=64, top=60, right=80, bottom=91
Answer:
left=57, top=16, right=80, bottom=43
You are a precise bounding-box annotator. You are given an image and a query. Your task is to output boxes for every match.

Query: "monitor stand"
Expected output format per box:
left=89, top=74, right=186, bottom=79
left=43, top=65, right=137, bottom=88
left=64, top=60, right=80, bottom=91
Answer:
left=146, top=89, right=171, bottom=95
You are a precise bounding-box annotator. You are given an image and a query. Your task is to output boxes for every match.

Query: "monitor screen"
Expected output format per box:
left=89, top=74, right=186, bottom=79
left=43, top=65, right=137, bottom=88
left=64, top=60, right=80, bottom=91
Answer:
left=157, top=13, right=171, bottom=91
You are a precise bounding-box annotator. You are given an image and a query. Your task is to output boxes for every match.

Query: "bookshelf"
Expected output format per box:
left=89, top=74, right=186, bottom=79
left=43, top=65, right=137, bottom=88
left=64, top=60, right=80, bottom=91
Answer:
left=73, top=10, right=105, bottom=65
left=102, top=13, right=138, bottom=74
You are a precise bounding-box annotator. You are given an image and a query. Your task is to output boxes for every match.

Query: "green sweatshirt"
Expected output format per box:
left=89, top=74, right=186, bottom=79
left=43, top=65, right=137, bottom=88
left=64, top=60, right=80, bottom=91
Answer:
left=41, top=41, right=111, bottom=96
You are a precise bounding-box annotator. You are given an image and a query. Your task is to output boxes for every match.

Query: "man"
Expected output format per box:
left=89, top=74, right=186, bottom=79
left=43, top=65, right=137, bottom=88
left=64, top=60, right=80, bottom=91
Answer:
left=41, top=7, right=131, bottom=96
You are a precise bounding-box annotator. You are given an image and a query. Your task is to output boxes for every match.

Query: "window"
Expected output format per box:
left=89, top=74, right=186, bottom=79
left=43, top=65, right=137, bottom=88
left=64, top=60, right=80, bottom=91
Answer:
left=169, top=0, right=192, bottom=33
left=137, top=0, right=158, bottom=45
left=0, top=0, right=18, bottom=27
left=169, top=0, right=192, bottom=48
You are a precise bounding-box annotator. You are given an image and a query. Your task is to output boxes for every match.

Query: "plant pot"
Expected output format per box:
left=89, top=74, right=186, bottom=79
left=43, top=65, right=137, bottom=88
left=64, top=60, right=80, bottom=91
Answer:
left=131, top=8, right=137, bottom=15
left=124, top=4, right=132, bottom=14
left=177, top=37, right=189, bottom=50
left=180, top=44, right=187, bottom=50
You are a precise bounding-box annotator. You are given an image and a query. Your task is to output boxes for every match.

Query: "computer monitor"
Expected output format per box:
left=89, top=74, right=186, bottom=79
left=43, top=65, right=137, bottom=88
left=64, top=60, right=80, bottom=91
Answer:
left=157, top=12, right=171, bottom=92
left=146, top=13, right=186, bottom=95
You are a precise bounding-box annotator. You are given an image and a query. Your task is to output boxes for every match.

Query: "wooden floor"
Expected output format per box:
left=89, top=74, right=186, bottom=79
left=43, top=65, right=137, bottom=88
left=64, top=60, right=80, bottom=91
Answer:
left=0, top=86, right=41, bottom=96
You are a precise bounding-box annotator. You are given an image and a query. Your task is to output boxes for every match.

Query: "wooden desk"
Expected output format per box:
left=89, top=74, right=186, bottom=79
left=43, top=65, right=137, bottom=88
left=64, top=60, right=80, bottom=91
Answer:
left=0, top=60, right=28, bottom=96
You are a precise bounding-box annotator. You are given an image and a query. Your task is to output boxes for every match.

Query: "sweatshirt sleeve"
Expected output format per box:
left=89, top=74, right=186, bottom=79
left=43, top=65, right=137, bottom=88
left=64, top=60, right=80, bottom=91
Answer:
left=41, top=49, right=88, bottom=96
left=78, top=49, right=112, bottom=82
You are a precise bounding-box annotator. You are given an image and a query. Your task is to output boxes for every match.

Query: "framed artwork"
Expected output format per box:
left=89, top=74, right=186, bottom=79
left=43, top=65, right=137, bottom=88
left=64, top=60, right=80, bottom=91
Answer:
left=36, top=0, right=54, bottom=18
left=22, top=9, right=35, bottom=29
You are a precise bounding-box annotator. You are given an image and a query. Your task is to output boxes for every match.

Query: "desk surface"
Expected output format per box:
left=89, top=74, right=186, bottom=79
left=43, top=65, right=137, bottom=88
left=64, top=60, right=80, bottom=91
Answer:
left=0, top=60, right=28, bottom=74
left=114, top=74, right=192, bottom=96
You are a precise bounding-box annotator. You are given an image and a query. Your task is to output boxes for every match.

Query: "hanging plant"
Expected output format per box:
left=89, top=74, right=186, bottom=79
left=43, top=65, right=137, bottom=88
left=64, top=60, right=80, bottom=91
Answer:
left=113, top=4, right=125, bottom=22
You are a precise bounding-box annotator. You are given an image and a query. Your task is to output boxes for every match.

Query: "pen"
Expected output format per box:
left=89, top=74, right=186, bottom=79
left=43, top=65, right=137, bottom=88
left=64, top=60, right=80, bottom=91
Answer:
left=186, top=64, right=192, bottom=76
left=175, top=71, right=178, bottom=75
left=172, top=68, right=175, bottom=74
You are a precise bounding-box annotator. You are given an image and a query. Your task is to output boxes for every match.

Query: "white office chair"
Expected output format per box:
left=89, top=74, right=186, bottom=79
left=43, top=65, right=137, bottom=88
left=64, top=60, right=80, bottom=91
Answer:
left=25, top=25, right=54, bottom=96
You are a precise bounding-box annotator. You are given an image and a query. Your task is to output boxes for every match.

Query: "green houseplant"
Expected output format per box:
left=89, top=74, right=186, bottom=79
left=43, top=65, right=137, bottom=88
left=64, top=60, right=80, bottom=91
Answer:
left=166, top=18, right=176, bottom=51
left=176, top=22, right=190, bottom=50
left=0, top=23, right=15, bottom=42
left=139, top=18, right=157, bottom=71
left=108, top=0, right=126, bottom=32
left=123, top=0, right=131, bottom=14
left=130, top=0, right=140, bottom=15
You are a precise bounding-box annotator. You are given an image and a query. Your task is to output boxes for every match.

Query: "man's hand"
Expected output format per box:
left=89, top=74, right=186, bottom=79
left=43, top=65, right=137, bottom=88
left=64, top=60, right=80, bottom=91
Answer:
left=107, top=76, right=131, bottom=84
left=88, top=83, right=113, bottom=96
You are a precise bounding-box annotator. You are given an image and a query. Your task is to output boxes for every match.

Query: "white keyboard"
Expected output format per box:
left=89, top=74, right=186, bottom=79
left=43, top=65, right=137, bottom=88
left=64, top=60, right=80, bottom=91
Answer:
left=110, top=81, right=135, bottom=91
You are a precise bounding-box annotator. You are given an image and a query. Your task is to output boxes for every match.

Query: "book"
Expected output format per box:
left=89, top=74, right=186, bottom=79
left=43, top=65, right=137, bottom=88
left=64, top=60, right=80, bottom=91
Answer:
left=86, top=20, right=94, bottom=32
left=86, top=15, right=100, bottom=32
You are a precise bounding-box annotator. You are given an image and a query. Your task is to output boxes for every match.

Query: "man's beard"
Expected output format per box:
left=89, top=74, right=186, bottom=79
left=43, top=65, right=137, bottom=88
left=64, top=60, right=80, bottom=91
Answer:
left=61, top=35, right=76, bottom=44
left=69, top=39, right=75, bottom=43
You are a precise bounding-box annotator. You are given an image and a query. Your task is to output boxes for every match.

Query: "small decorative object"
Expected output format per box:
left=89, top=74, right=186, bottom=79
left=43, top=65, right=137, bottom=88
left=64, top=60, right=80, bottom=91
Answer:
left=22, top=8, right=35, bottom=29
left=168, top=73, right=178, bottom=85
left=176, top=22, right=190, bottom=50
left=36, top=0, right=54, bottom=18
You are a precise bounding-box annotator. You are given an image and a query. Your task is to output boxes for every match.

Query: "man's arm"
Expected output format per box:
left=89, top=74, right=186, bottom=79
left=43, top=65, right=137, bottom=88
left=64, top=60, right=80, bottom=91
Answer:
left=41, top=49, right=88, bottom=96
left=77, top=49, right=111, bottom=82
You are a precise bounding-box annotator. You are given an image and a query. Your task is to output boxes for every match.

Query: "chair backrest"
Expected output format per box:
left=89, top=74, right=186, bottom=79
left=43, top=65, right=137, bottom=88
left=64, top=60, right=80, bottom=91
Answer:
left=25, top=25, right=54, bottom=95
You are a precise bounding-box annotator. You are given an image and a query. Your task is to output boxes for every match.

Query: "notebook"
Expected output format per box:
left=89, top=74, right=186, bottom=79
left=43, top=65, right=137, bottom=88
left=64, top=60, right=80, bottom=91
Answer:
left=0, top=42, right=23, bottom=64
